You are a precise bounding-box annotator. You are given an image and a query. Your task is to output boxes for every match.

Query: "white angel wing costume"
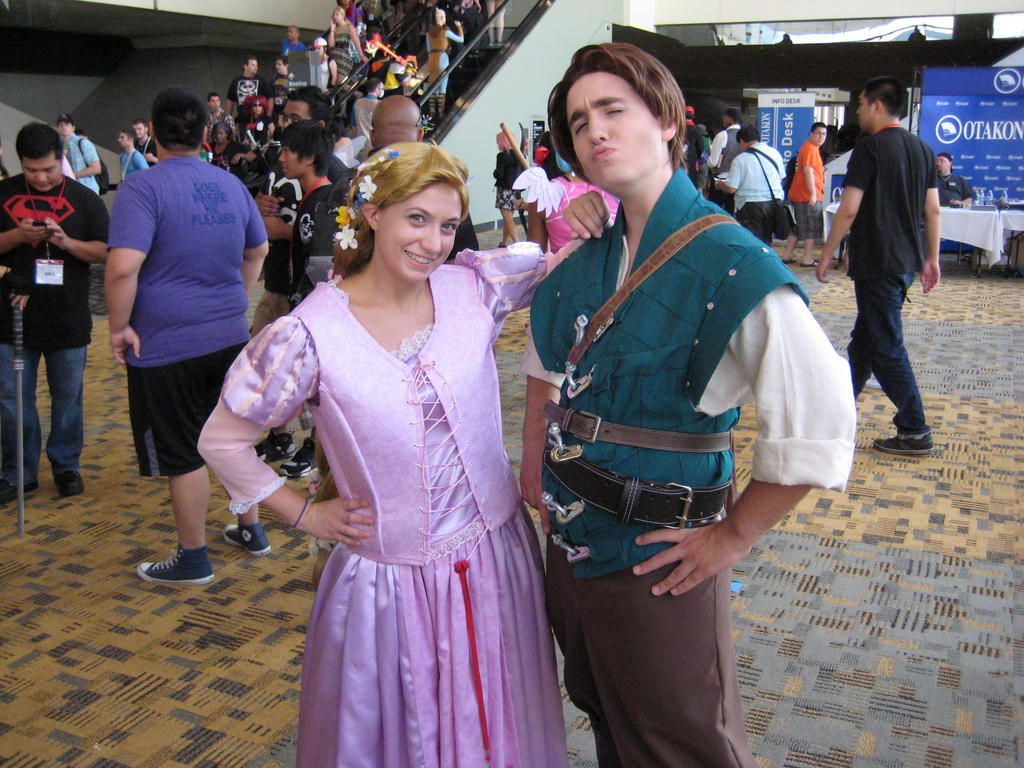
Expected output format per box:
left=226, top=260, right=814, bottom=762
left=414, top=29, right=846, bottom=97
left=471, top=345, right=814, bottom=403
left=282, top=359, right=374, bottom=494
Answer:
left=513, top=167, right=566, bottom=217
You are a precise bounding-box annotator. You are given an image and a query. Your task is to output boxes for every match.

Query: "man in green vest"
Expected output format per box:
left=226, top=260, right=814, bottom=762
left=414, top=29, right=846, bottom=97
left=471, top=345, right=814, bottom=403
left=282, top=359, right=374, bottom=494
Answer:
left=521, top=43, right=857, bottom=766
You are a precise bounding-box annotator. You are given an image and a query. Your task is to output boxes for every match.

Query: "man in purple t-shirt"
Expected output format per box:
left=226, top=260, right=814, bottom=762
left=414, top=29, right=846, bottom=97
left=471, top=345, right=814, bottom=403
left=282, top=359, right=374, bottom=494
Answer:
left=106, top=87, right=269, bottom=585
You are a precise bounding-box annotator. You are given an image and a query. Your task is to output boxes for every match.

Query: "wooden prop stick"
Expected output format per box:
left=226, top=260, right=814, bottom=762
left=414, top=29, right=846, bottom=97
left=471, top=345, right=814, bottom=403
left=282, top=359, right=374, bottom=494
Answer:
left=500, top=122, right=529, bottom=170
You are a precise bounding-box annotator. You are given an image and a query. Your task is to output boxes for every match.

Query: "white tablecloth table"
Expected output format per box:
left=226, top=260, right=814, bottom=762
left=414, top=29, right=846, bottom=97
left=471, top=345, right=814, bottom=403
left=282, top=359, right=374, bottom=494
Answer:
left=938, top=207, right=1001, bottom=256
left=824, top=204, right=1024, bottom=268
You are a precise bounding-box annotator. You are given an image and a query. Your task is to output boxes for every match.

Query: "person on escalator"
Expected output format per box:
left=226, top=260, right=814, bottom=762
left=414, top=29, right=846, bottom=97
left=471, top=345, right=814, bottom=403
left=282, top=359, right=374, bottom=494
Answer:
left=425, top=7, right=464, bottom=121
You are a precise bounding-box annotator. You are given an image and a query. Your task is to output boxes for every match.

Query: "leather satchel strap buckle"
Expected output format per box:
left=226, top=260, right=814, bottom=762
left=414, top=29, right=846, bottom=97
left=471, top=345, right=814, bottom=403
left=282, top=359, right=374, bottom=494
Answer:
left=562, top=408, right=602, bottom=444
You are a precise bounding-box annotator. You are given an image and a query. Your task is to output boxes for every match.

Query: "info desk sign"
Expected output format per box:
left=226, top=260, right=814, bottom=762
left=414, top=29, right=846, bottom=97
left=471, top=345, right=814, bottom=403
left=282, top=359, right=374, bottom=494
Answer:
left=920, top=67, right=1024, bottom=198
left=756, top=93, right=816, bottom=164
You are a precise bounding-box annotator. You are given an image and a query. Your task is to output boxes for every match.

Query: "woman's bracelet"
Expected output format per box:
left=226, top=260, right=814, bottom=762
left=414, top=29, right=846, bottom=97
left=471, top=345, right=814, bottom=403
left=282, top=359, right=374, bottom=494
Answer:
left=293, top=496, right=313, bottom=529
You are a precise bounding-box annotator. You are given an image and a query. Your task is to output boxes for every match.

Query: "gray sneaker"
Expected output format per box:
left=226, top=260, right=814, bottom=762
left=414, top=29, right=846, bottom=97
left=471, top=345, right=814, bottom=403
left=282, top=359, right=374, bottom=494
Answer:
left=872, top=433, right=935, bottom=456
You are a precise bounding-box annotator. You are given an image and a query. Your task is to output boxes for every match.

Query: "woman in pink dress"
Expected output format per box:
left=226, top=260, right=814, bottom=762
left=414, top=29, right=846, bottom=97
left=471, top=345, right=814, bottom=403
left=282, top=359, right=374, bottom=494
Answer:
left=198, top=142, right=568, bottom=767
left=522, top=131, right=618, bottom=253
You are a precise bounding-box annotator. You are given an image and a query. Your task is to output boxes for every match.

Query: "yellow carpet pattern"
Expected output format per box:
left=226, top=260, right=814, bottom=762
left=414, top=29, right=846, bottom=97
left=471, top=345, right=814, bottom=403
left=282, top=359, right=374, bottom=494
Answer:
left=0, top=253, right=1021, bottom=767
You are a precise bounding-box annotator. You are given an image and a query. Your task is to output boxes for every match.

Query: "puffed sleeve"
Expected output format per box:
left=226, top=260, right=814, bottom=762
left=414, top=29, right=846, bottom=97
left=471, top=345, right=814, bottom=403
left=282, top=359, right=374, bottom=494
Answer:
left=220, top=315, right=319, bottom=427
left=199, top=316, right=319, bottom=515
left=454, top=239, right=581, bottom=326
left=697, top=286, right=856, bottom=491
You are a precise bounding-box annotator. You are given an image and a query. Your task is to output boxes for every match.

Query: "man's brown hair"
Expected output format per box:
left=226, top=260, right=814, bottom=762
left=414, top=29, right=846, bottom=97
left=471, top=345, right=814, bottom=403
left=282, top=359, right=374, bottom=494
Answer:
left=547, top=43, right=686, bottom=175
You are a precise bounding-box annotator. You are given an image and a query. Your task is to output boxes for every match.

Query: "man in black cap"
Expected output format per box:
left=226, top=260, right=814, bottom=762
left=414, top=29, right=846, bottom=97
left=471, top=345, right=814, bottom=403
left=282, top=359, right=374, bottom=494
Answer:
left=935, top=152, right=974, bottom=207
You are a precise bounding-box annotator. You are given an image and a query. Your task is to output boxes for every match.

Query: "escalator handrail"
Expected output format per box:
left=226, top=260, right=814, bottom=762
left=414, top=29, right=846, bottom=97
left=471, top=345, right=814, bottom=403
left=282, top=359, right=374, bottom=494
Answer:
left=423, top=0, right=556, bottom=141
left=414, top=0, right=517, bottom=108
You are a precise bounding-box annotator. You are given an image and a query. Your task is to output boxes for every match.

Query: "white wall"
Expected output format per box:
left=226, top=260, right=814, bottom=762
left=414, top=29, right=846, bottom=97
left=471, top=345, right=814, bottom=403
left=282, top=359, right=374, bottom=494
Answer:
left=79, top=0, right=1023, bottom=31
left=441, top=0, right=625, bottom=229
left=652, top=0, right=1023, bottom=25
left=78, top=0, right=326, bottom=29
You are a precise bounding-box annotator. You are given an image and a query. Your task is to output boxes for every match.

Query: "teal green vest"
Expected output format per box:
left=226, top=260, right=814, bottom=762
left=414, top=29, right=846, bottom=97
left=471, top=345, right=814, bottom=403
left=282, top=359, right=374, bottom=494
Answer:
left=531, top=170, right=806, bottom=578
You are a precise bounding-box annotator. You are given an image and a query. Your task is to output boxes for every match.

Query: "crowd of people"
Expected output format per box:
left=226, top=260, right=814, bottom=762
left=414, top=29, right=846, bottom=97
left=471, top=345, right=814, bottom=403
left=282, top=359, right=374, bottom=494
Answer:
left=0, top=7, right=950, bottom=762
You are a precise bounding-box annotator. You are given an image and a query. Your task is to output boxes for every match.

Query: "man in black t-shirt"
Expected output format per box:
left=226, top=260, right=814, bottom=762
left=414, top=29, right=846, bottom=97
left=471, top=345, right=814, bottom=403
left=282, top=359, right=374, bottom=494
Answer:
left=254, top=163, right=302, bottom=335
left=279, top=122, right=333, bottom=308
left=132, top=118, right=158, bottom=165
left=0, top=123, right=109, bottom=503
left=936, top=152, right=974, bottom=207
left=272, top=120, right=334, bottom=479
left=818, top=76, right=941, bottom=457
left=226, top=55, right=275, bottom=122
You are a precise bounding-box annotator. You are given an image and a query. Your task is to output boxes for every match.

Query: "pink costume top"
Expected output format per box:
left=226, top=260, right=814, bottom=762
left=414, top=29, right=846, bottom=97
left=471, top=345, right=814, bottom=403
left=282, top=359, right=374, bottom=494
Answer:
left=543, top=176, right=619, bottom=253
left=199, top=243, right=570, bottom=767
left=210, top=244, right=549, bottom=562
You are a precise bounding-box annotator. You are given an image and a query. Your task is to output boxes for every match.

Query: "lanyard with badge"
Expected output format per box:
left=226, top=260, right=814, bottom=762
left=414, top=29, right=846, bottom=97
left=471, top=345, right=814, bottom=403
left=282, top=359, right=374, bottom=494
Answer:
left=24, top=176, right=67, bottom=286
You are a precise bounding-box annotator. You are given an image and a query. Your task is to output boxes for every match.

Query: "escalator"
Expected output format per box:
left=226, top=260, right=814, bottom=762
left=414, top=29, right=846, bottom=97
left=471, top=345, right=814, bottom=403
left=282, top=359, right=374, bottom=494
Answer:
left=332, top=0, right=555, bottom=142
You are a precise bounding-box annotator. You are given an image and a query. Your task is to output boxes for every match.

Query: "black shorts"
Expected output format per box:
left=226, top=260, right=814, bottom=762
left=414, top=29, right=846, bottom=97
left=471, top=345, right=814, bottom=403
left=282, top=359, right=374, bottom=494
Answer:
left=127, top=343, right=245, bottom=477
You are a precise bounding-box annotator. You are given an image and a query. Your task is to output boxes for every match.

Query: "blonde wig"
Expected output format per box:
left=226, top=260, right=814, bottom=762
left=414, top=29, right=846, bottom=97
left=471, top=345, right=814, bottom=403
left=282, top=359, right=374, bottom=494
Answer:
left=334, top=142, right=469, bottom=278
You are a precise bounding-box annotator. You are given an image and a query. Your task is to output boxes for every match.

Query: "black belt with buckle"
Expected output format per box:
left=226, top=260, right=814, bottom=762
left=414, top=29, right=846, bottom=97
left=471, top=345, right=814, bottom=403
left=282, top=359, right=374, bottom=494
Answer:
left=543, top=451, right=730, bottom=529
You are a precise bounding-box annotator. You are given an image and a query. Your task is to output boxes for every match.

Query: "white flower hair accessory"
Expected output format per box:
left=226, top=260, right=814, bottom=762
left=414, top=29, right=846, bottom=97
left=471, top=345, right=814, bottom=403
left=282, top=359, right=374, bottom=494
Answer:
left=334, top=225, right=357, bottom=250
left=358, top=175, right=377, bottom=201
left=356, top=147, right=401, bottom=174
left=352, top=148, right=399, bottom=211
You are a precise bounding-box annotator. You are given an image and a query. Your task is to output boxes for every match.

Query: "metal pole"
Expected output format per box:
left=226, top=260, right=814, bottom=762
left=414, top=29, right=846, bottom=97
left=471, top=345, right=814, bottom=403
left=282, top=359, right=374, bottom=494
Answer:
left=12, top=304, right=24, bottom=537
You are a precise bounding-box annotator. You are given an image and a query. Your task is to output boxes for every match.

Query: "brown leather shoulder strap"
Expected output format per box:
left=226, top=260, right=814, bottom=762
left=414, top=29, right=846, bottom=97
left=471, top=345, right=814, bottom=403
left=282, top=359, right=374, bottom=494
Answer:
left=567, top=213, right=733, bottom=367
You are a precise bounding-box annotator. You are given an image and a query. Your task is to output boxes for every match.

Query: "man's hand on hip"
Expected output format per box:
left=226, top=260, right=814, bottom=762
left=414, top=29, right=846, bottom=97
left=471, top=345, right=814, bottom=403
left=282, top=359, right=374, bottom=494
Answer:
left=632, top=519, right=753, bottom=596
left=110, top=325, right=141, bottom=365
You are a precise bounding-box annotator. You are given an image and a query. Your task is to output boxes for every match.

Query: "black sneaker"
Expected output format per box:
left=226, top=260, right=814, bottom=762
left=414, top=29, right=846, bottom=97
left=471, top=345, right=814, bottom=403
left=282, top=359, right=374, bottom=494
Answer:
left=223, top=522, right=272, bottom=556
left=0, top=478, right=39, bottom=504
left=872, top=433, right=935, bottom=456
left=281, top=437, right=315, bottom=478
left=255, top=431, right=296, bottom=463
left=136, top=546, right=214, bottom=585
left=54, top=470, right=84, bottom=497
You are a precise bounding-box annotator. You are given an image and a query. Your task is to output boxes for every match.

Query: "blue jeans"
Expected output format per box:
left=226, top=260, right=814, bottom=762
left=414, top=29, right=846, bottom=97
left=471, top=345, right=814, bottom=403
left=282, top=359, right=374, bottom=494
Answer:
left=0, top=345, right=87, bottom=484
left=848, top=274, right=929, bottom=435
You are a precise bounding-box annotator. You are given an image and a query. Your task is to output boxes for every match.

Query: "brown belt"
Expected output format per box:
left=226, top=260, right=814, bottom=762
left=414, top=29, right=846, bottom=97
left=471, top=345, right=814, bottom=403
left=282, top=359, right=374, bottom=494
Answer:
left=544, top=401, right=732, bottom=453
left=543, top=451, right=730, bottom=529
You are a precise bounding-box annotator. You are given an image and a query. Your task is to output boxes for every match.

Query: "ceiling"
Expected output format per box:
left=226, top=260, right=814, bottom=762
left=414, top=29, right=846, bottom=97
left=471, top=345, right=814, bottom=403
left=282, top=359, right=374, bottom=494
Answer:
left=0, top=0, right=316, bottom=51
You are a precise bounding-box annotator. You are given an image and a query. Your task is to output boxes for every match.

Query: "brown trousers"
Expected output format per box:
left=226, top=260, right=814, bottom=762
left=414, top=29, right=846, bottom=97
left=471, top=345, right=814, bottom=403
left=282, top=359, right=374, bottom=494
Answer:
left=546, top=540, right=759, bottom=768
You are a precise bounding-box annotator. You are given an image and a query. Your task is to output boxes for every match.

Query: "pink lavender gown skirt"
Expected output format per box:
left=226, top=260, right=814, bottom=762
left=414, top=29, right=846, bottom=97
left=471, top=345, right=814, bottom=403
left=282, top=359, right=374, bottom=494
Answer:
left=295, top=309, right=567, bottom=767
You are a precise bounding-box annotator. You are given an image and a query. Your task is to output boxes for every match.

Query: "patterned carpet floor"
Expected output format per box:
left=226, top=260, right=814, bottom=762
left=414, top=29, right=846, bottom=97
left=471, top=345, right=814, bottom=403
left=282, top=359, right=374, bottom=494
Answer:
left=0, top=239, right=1020, bottom=768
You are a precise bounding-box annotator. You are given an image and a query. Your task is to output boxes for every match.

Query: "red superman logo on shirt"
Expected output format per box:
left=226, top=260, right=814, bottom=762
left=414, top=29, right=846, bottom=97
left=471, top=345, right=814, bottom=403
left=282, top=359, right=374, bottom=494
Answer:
left=3, top=194, right=76, bottom=226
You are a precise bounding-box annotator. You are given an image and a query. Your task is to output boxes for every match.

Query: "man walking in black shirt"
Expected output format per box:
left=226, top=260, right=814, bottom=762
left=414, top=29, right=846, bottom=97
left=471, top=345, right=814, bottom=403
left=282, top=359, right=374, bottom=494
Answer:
left=818, top=76, right=941, bottom=456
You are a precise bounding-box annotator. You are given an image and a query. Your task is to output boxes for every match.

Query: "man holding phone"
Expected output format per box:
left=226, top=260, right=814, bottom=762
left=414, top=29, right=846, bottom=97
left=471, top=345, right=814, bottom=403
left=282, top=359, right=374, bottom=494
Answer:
left=0, top=122, right=109, bottom=504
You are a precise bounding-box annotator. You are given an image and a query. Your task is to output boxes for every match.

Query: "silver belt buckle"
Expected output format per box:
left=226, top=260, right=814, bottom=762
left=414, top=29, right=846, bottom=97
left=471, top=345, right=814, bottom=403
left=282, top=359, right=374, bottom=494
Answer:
left=665, top=482, right=694, bottom=529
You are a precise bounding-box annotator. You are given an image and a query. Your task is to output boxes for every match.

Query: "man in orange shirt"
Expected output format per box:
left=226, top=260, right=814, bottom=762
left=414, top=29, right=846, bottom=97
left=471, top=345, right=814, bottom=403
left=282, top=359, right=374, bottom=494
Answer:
left=782, top=122, right=827, bottom=266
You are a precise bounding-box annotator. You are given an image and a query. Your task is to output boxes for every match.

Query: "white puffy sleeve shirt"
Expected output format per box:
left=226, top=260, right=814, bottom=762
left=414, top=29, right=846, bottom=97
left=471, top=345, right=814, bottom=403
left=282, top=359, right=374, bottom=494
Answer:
left=522, top=254, right=856, bottom=491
